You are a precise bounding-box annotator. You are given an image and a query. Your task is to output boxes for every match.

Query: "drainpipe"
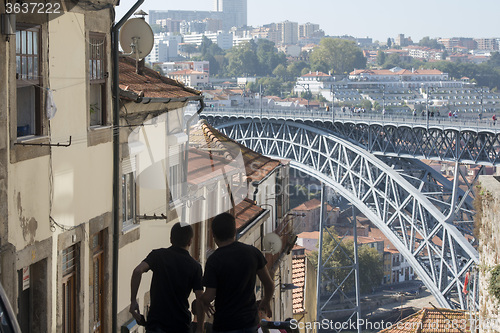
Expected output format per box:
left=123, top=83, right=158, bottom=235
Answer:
left=111, top=2, right=144, bottom=332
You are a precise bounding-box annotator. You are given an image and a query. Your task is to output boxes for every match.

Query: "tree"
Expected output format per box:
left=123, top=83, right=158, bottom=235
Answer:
left=360, top=99, right=372, bottom=110
left=418, top=36, right=444, bottom=50
left=488, top=52, right=500, bottom=67
left=272, top=64, right=288, bottom=78
left=225, top=41, right=259, bottom=76
left=308, top=227, right=384, bottom=295
left=358, top=246, right=384, bottom=293
left=288, top=61, right=309, bottom=78
left=257, top=77, right=284, bottom=96
left=255, top=39, right=287, bottom=76
left=387, top=38, right=392, bottom=49
left=376, top=50, right=386, bottom=66
left=309, top=38, right=366, bottom=75
left=181, top=44, right=198, bottom=58
left=382, top=53, right=402, bottom=69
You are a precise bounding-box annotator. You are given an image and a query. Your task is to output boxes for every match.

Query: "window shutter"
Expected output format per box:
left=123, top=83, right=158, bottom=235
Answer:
left=122, top=156, right=136, bottom=174
left=169, top=145, right=180, bottom=166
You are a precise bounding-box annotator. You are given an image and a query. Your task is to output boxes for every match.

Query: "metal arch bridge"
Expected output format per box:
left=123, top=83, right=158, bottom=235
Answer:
left=195, top=107, right=499, bottom=310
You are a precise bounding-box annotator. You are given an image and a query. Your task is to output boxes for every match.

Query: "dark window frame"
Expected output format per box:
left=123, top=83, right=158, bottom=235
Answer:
left=62, top=244, right=78, bottom=333
left=89, top=32, right=107, bottom=127
left=16, top=23, right=42, bottom=138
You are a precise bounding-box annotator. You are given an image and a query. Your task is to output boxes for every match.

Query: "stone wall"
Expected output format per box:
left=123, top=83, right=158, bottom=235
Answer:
left=476, top=176, right=500, bottom=332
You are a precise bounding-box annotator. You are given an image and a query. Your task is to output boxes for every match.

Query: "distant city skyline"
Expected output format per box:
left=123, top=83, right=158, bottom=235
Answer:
left=115, top=0, right=500, bottom=42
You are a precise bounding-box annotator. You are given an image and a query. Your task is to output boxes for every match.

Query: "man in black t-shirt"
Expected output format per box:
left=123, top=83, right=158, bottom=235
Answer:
left=130, top=222, right=204, bottom=333
left=201, top=213, right=275, bottom=333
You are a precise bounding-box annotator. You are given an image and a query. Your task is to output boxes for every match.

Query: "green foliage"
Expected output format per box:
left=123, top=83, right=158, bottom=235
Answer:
left=224, top=40, right=286, bottom=77
left=308, top=227, right=384, bottom=294
left=382, top=53, right=403, bottom=69
left=358, top=246, right=384, bottom=293
left=489, top=265, right=500, bottom=301
left=255, top=39, right=287, bottom=76
left=418, top=36, right=444, bottom=50
left=225, top=41, right=259, bottom=76
left=309, top=38, right=366, bottom=75
left=181, top=44, right=198, bottom=58
left=376, top=50, right=386, bottom=66
left=318, top=94, right=328, bottom=103
left=258, top=77, right=284, bottom=96
left=488, top=52, right=500, bottom=67
left=386, top=38, right=392, bottom=49
left=288, top=61, right=310, bottom=78
left=360, top=99, right=372, bottom=110
left=272, top=64, right=288, bottom=78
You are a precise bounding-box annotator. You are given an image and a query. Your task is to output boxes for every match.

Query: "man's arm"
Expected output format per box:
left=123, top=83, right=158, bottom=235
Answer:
left=257, top=266, right=274, bottom=318
left=200, top=287, right=216, bottom=317
left=130, top=261, right=150, bottom=322
left=194, top=290, right=205, bottom=333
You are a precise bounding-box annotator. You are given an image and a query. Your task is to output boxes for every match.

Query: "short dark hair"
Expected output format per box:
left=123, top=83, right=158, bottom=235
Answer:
left=171, top=222, right=193, bottom=247
left=211, top=212, right=236, bottom=242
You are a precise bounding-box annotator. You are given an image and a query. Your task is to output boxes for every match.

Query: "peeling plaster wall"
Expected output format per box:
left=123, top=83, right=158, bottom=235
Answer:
left=476, top=175, right=500, bottom=333
left=8, top=158, right=51, bottom=247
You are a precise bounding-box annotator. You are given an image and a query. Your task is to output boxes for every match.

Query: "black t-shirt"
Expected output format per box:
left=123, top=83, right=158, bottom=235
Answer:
left=144, top=246, right=203, bottom=333
left=203, top=241, right=267, bottom=331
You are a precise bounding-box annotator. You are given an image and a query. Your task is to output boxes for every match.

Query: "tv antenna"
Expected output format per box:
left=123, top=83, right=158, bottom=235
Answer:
left=119, top=14, right=154, bottom=60
left=262, top=233, right=282, bottom=255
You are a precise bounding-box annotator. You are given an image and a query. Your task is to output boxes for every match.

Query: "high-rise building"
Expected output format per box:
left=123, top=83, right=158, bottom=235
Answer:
left=278, top=21, right=298, bottom=45
left=213, top=0, right=247, bottom=30
left=299, top=23, right=320, bottom=39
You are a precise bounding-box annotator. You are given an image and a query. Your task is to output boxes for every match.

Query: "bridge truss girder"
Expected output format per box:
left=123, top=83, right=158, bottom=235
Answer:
left=209, top=117, right=479, bottom=310
left=328, top=121, right=500, bottom=165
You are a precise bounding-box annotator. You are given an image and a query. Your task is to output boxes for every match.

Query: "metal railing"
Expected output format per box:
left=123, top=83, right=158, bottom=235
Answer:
left=189, top=106, right=500, bottom=132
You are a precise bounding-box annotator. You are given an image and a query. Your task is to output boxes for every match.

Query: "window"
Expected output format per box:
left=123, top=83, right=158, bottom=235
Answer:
left=89, top=32, right=106, bottom=127
left=16, top=24, right=41, bottom=138
left=169, top=164, right=180, bottom=202
left=122, top=172, right=136, bottom=231
left=62, top=245, right=78, bottom=333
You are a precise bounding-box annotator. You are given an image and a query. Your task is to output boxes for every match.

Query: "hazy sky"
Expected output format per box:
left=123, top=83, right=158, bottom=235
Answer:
left=115, top=0, right=500, bottom=42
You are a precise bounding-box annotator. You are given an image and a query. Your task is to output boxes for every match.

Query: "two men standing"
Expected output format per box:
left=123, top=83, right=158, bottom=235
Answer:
left=130, top=213, right=275, bottom=333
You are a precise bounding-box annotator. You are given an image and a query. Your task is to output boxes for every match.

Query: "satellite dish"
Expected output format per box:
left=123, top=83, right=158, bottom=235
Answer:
left=119, top=18, right=154, bottom=60
left=263, top=233, right=282, bottom=255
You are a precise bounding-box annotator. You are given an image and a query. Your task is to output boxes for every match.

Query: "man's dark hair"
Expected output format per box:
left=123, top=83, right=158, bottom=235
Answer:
left=170, top=222, right=193, bottom=247
left=211, top=212, right=236, bottom=241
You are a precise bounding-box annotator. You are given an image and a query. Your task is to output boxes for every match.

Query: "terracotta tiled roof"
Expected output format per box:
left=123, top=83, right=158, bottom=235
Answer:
left=379, top=307, right=471, bottom=333
left=297, top=231, right=320, bottom=240
left=118, top=56, right=201, bottom=99
left=234, top=198, right=266, bottom=232
left=292, top=198, right=335, bottom=212
left=292, top=255, right=306, bottom=314
left=187, top=148, right=238, bottom=186
left=341, top=235, right=382, bottom=245
left=189, top=120, right=282, bottom=182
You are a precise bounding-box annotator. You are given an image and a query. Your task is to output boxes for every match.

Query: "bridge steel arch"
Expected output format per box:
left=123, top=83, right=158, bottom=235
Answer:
left=207, top=116, right=478, bottom=310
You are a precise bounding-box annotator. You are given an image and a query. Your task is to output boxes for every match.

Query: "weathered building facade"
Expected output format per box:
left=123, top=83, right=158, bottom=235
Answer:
left=0, top=2, right=116, bottom=331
